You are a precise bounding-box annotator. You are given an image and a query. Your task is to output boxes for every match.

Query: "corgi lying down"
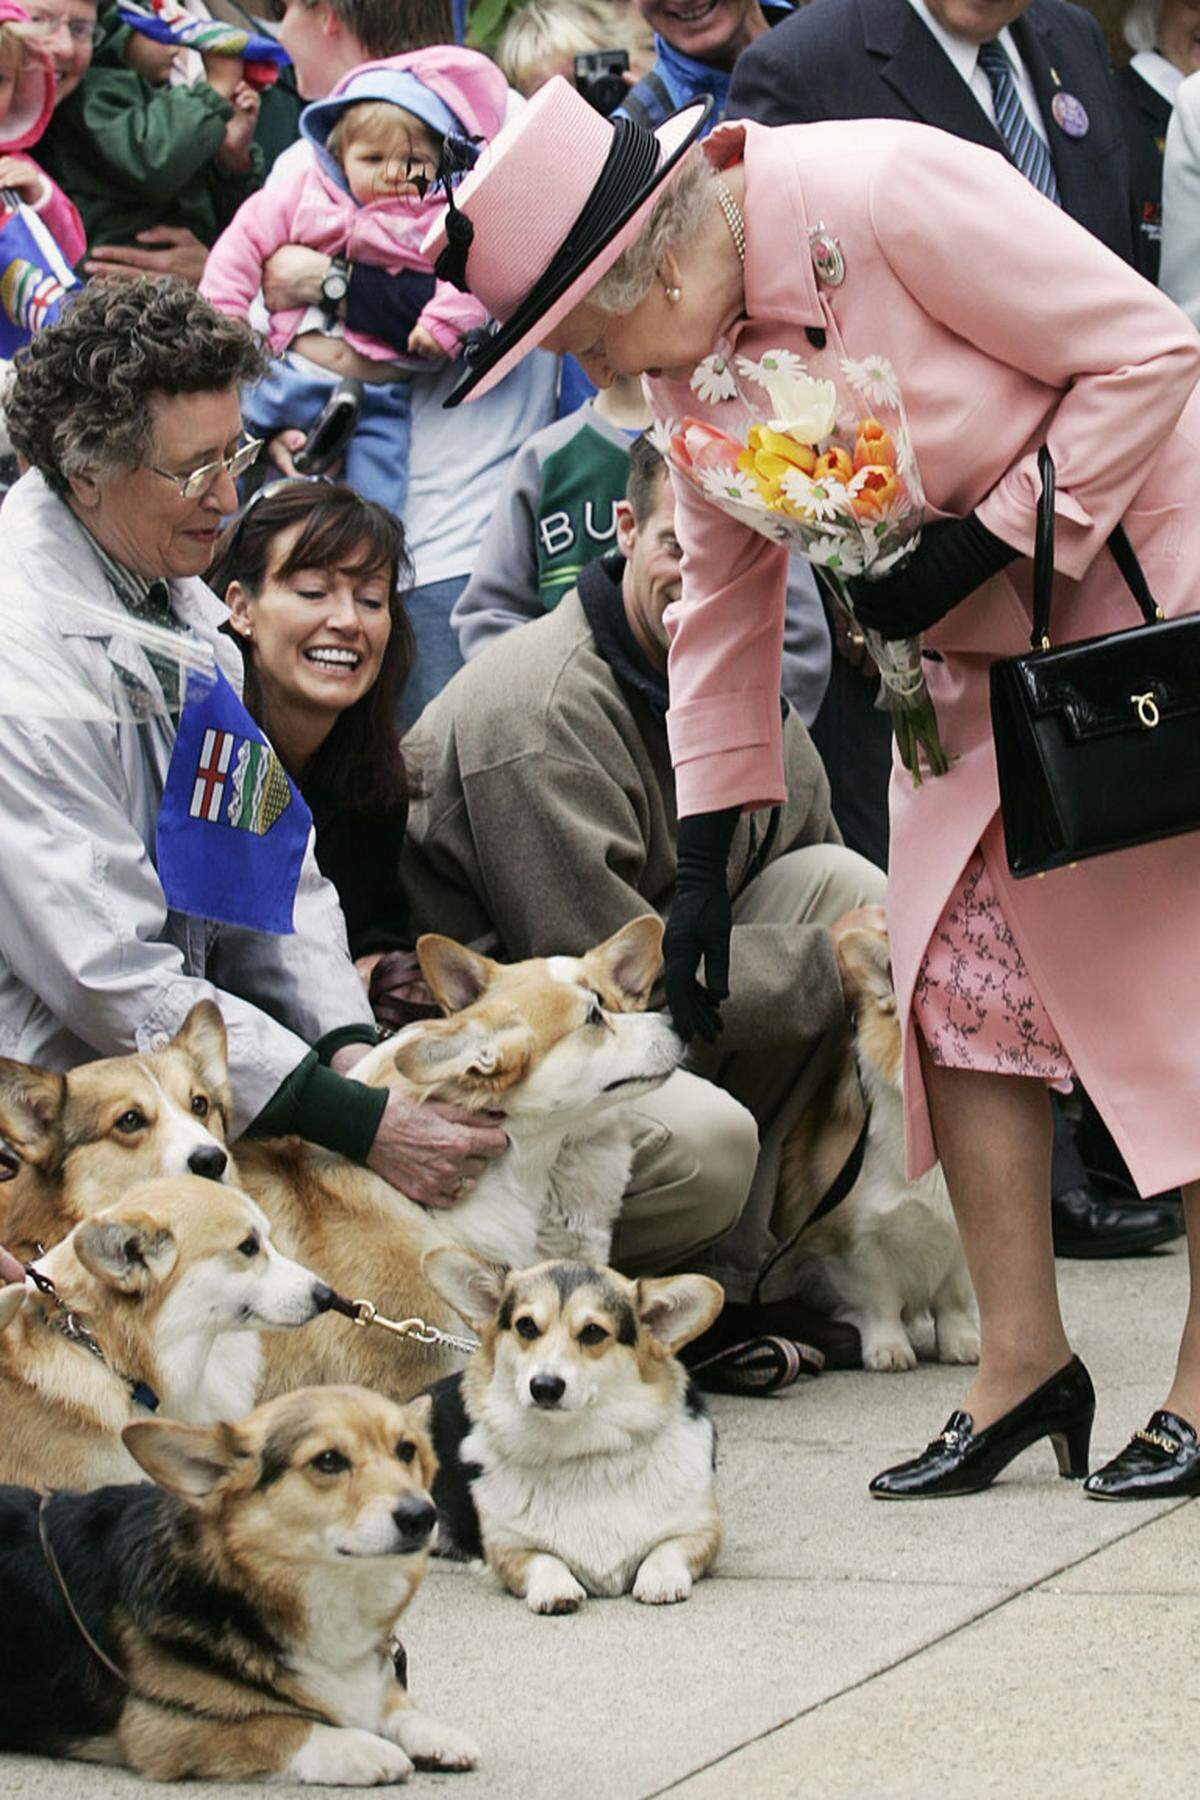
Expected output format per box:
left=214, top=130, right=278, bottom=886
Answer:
left=423, top=1248, right=724, bottom=1614
left=0, top=1386, right=477, bottom=1785
left=0, top=1176, right=333, bottom=1490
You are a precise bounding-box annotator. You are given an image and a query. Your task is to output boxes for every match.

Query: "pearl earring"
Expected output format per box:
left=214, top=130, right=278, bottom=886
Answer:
left=666, top=285, right=682, bottom=304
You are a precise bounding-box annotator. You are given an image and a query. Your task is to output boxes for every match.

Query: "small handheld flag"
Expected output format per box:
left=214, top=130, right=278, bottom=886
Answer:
left=116, top=1, right=292, bottom=89
left=0, top=190, right=80, bottom=358
left=157, top=667, right=312, bottom=935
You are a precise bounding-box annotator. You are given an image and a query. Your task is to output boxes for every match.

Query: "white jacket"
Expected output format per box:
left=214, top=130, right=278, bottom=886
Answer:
left=1161, top=70, right=1200, bottom=326
left=0, top=472, right=373, bottom=1133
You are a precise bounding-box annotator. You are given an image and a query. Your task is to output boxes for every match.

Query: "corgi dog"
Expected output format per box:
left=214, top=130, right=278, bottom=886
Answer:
left=352, top=916, right=683, bottom=1269
left=422, top=1247, right=724, bottom=1614
left=0, top=918, right=682, bottom=1406
left=0, top=1002, right=233, bottom=1262
left=0, top=1176, right=333, bottom=1490
left=779, top=921, right=980, bottom=1373
left=0, top=1386, right=479, bottom=1785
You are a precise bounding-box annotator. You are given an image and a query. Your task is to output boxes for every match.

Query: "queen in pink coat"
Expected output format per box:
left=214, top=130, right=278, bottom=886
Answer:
left=426, top=77, right=1200, bottom=1504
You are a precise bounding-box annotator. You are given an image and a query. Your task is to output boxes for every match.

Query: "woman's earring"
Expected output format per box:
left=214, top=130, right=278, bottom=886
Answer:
left=666, top=285, right=682, bottom=304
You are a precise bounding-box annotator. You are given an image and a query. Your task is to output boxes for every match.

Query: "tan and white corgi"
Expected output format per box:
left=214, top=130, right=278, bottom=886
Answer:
left=0, top=1175, right=333, bottom=1490
left=0, top=1385, right=478, bottom=1785
left=779, top=921, right=980, bottom=1372
left=352, top=916, right=684, bottom=1269
left=422, top=1248, right=724, bottom=1614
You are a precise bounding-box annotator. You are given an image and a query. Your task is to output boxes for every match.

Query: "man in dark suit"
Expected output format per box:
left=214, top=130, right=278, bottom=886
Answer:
left=725, top=0, right=1185, bottom=1262
left=728, top=0, right=1133, bottom=261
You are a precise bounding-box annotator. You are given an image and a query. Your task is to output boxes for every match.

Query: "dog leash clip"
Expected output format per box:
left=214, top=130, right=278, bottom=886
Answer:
left=339, top=1295, right=480, bottom=1356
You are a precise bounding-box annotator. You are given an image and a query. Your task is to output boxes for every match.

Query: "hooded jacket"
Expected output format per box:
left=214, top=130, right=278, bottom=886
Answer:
left=37, top=1, right=263, bottom=251
left=0, top=1, right=84, bottom=265
left=201, top=47, right=505, bottom=360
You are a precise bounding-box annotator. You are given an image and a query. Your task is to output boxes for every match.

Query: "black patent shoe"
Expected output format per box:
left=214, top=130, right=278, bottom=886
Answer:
left=869, top=1356, right=1095, bottom=1499
left=1084, top=1410, right=1200, bottom=1501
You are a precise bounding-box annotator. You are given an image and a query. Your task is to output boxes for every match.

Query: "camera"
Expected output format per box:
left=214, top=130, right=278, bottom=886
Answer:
left=294, top=380, right=362, bottom=476
left=574, top=48, right=630, bottom=118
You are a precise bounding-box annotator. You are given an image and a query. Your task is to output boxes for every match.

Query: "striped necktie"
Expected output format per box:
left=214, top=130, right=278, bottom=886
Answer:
left=976, top=38, right=1061, bottom=205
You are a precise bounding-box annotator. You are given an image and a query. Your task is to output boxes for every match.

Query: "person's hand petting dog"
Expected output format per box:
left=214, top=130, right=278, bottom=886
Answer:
left=664, top=806, right=740, bottom=1045
left=847, top=512, right=1018, bottom=640
left=330, top=1043, right=507, bottom=1209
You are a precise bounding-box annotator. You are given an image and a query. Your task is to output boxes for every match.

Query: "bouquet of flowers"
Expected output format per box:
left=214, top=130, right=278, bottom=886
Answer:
left=664, top=349, right=949, bottom=784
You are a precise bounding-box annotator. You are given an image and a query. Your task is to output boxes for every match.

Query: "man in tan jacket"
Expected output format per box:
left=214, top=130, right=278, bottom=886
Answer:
left=401, top=438, right=886, bottom=1360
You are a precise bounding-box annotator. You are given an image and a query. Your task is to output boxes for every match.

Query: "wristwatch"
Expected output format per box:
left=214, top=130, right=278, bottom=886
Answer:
left=319, top=255, right=350, bottom=314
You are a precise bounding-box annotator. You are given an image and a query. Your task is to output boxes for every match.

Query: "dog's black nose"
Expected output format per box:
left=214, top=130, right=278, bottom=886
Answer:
left=188, top=1145, right=228, bottom=1181
left=312, top=1282, right=335, bottom=1313
left=530, top=1374, right=566, bottom=1408
left=392, top=1497, right=437, bottom=1548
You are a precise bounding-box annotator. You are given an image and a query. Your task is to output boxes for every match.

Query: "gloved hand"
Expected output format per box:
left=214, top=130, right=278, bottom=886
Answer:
left=664, top=806, right=740, bottom=1044
left=847, top=512, right=1019, bottom=640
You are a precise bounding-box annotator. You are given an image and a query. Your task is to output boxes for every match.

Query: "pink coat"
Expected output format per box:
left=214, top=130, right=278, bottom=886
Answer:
left=202, top=46, right=504, bottom=359
left=647, top=117, right=1200, bottom=1197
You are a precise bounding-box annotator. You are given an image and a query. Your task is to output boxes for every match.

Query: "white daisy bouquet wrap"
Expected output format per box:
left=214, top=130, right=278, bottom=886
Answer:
left=664, top=349, right=949, bottom=784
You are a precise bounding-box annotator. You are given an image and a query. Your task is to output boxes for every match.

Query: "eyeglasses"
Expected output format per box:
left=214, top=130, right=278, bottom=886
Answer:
left=150, top=437, right=264, bottom=503
left=24, top=10, right=102, bottom=44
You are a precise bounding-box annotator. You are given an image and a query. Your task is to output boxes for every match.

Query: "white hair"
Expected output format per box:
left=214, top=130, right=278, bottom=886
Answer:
left=589, top=147, right=720, bottom=315
left=1123, top=0, right=1163, bottom=53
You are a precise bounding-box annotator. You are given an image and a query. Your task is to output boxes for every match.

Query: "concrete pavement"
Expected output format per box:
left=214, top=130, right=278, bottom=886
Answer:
left=3, top=1247, right=1193, bottom=1799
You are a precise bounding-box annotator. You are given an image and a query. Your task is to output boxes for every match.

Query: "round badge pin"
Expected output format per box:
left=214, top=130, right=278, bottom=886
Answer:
left=1051, top=91, right=1089, bottom=138
left=809, top=226, right=845, bottom=287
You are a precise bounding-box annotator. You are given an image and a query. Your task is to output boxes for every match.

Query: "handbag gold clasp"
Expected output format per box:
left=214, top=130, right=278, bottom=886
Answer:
left=1132, top=691, right=1160, bottom=729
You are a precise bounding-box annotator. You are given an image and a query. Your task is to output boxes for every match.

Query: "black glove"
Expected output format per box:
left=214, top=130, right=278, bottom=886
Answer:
left=847, top=512, right=1018, bottom=640
left=664, top=806, right=739, bottom=1044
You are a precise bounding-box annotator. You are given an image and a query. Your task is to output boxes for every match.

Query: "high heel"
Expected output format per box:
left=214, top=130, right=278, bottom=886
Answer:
left=869, top=1356, right=1095, bottom=1499
left=1084, top=1410, right=1200, bottom=1500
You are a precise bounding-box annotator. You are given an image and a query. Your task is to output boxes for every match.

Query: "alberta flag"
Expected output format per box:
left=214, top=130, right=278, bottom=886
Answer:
left=0, top=190, right=79, bottom=358
left=157, top=667, right=312, bottom=935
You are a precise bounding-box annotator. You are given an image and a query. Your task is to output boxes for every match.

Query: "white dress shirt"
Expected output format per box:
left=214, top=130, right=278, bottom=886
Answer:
left=904, top=0, right=1051, bottom=144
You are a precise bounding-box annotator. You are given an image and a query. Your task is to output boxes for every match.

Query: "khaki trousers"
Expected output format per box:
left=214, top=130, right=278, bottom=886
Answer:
left=611, top=842, right=887, bottom=1301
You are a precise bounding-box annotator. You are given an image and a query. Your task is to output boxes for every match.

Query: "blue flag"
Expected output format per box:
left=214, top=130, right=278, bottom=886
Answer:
left=157, top=667, right=312, bottom=936
left=0, top=191, right=80, bottom=359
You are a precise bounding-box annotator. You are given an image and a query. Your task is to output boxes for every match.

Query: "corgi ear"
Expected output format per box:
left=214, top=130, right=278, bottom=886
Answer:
left=391, top=1019, right=532, bottom=1102
left=422, top=1244, right=508, bottom=1330
left=836, top=926, right=895, bottom=1013
left=636, top=1274, right=724, bottom=1352
left=0, top=1060, right=66, bottom=1168
left=583, top=915, right=665, bottom=1013
left=405, top=1393, right=433, bottom=1431
left=123, top=1418, right=249, bottom=1500
left=0, top=1284, right=27, bottom=1331
left=170, top=1002, right=232, bottom=1122
left=416, top=936, right=500, bottom=1013
left=74, top=1215, right=179, bottom=1293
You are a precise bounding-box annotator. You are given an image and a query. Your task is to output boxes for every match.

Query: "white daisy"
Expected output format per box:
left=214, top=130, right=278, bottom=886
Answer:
left=690, top=355, right=739, bottom=404
left=698, top=466, right=764, bottom=508
left=780, top=469, right=849, bottom=523
left=805, top=534, right=866, bottom=578
left=647, top=416, right=677, bottom=459
left=735, top=348, right=807, bottom=388
left=840, top=355, right=901, bottom=408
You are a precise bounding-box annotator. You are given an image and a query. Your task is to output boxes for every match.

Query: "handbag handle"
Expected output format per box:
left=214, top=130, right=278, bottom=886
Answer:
left=1031, top=445, right=1163, bottom=650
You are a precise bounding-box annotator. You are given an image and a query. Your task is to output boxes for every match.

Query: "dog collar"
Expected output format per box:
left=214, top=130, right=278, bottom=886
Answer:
left=25, top=1262, right=160, bottom=1412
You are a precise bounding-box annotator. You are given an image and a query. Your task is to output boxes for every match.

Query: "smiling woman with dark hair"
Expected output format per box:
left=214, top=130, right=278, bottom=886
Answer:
left=209, top=479, right=431, bottom=1023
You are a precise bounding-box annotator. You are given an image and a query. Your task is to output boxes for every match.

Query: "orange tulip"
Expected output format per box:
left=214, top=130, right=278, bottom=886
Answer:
left=849, top=465, right=900, bottom=518
left=814, top=446, right=854, bottom=484
left=853, top=418, right=896, bottom=472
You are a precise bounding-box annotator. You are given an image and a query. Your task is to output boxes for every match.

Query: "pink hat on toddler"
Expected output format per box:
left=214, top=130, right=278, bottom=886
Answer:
left=0, top=0, right=55, bottom=153
left=421, top=75, right=710, bottom=406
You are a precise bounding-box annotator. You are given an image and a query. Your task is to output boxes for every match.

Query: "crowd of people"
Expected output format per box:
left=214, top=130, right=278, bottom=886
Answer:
left=2, top=0, right=1200, bottom=1498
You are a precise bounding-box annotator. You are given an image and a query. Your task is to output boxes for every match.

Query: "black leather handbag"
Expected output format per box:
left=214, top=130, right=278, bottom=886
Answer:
left=990, top=447, right=1200, bottom=879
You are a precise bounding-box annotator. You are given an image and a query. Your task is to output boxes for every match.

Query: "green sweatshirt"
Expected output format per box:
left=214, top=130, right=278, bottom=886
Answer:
left=39, top=11, right=264, bottom=252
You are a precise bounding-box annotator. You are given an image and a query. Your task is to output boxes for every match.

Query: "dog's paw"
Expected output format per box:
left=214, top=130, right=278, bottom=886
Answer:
left=936, top=1315, right=981, bottom=1365
left=287, top=1724, right=413, bottom=1786
left=860, top=1330, right=919, bottom=1372
left=633, top=1544, right=694, bottom=1605
left=525, top=1558, right=586, bottom=1615
left=388, top=1711, right=479, bottom=1772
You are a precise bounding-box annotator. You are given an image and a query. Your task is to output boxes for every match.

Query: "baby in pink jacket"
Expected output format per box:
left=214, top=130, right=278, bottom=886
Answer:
left=0, top=0, right=85, bottom=269
left=202, top=47, right=506, bottom=515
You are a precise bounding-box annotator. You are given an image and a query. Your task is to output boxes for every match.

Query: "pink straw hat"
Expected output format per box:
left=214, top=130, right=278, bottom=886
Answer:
left=422, top=75, right=711, bottom=405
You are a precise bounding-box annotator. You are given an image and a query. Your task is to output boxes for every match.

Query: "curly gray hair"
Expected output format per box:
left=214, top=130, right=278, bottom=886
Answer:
left=5, top=277, right=265, bottom=497
left=589, top=147, right=721, bottom=315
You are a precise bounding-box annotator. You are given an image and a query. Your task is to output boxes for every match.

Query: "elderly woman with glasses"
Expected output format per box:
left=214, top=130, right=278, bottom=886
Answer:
left=0, top=275, right=506, bottom=1211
